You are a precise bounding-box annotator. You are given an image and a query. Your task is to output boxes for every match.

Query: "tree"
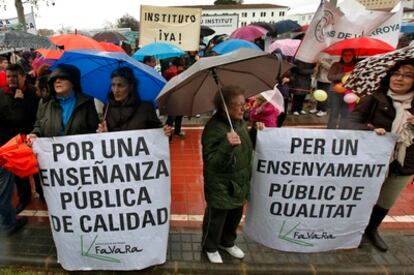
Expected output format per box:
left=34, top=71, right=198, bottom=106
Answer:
left=11, top=0, right=55, bottom=32
left=214, top=0, right=243, bottom=4
left=37, top=28, right=54, bottom=36
left=116, top=14, right=140, bottom=31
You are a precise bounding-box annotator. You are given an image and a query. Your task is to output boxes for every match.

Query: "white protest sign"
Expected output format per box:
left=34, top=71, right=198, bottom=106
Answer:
left=244, top=128, right=396, bottom=252
left=0, top=13, right=37, bottom=34
left=139, top=5, right=201, bottom=51
left=33, top=129, right=170, bottom=270
left=295, top=0, right=402, bottom=62
left=201, top=14, right=239, bottom=36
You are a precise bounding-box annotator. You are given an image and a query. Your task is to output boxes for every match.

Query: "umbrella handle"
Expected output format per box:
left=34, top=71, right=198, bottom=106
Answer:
left=212, top=69, right=234, bottom=131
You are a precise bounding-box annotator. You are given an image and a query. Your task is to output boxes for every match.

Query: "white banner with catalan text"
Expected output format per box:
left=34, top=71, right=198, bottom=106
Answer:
left=33, top=129, right=170, bottom=270
left=0, top=12, right=37, bottom=34
left=244, top=128, right=396, bottom=252
left=139, top=5, right=201, bottom=50
left=295, top=0, right=402, bottom=63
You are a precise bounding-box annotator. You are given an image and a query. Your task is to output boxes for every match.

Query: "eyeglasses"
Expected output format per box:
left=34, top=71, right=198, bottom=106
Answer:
left=391, top=72, right=413, bottom=80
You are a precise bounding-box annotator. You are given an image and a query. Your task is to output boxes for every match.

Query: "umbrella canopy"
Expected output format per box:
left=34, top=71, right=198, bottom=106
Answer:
left=99, top=42, right=125, bottom=52
left=156, top=48, right=291, bottom=116
left=133, top=42, right=185, bottom=61
left=250, top=22, right=274, bottom=33
left=269, top=20, right=301, bottom=36
left=323, top=37, right=395, bottom=56
left=261, top=87, right=284, bottom=113
left=35, top=48, right=64, bottom=60
left=0, top=31, right=53, bottom=49
left=93, top=31, right=127, bottom=43
left=50, top=34, right=105, bottom=51
left=267, top=39, right=301, bottom=56
left=229, top=25, right=268, bottom=41
left=212, top=39, right=261, bottom=55
left=345, top=45, right=414, bottom=95
left=200, top=25, right=215, bottom=37
left=0, top=134, right=38, bottom=178
left=52, top=49, right=166, bottom=103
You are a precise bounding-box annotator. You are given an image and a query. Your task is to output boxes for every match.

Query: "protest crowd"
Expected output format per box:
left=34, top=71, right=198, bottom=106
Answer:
left=0, top=0, right=414, bottom=272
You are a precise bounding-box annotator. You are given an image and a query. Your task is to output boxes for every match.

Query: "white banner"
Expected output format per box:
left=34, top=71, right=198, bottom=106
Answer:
left=295, top=0, right=402, bottom=63
left=33, top=129, right=171, bottom=270
left=201, top=14, right=239, bottom=36
left=244, top=128, right=396, bottom=252
left=139, top=5, right=201, bottom=51
left=0, top=12, right=37, bottom=34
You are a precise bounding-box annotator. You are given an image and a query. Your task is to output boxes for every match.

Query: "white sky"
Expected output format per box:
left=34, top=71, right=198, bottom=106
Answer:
left=1, top=0, right=321, bottom=31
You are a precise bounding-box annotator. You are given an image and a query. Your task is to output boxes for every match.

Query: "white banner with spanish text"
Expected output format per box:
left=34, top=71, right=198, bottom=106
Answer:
left=139, top=5, right=201, bottom=50
left=295, top=0, right=402, bottom=62
left=244, top=128, right=396, bottom=252
left=0, top=13, right=37, bottom=34
left=33, top=129, right=170, bottom=270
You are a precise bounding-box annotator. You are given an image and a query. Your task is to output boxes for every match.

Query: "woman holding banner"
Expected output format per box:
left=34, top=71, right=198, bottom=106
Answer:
left=201, top=86, right=264, bottom=264
left=28, top=64, right=99, bottom=140
left=347, top=59, right=414, bottom=252
left=96, top=67, right=171, bottom=135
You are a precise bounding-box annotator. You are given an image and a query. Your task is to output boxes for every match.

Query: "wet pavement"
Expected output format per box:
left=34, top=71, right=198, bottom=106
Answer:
left=1, top=112, right=414, bottom=274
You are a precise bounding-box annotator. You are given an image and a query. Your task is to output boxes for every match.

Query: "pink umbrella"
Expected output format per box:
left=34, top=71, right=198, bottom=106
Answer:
left=267, top=39, right=301, bottom=56
left=229, top=25, right=268, bottom=41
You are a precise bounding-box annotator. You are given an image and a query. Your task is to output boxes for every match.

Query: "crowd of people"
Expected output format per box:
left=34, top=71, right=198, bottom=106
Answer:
left=0, top=34, right=413, bottom=265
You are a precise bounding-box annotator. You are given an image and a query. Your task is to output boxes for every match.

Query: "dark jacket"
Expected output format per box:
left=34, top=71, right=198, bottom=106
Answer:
left=202, top=114, right=253, bottom=209
left=346, top=92, right=414, bottom=175
left=0, top=85, right=38, bottom=145
left=32, top=92, right=99, bottom=137
left=106, top=92, right=162, bottom=131
left=289, top=60, right=315, bottom=95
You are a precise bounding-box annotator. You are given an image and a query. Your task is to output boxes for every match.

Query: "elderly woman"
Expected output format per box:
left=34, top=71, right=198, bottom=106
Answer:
left=29, top=64, right=99, bottom=139
left=201, top=86, right=263, bottom=264
left=347, top=59, right=414, bottom=252
left=96, top=67, right=170, bottom=135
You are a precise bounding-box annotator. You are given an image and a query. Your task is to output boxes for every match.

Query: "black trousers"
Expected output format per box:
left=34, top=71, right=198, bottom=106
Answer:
left=15, top=176, right=31, bottom=205
left=291, top=94, right=306, bottom=113
left=201, top=205, right=243, bottom=252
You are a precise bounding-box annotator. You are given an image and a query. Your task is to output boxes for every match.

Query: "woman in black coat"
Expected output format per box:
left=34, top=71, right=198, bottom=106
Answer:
left=347, top=59, right=414, bottom=252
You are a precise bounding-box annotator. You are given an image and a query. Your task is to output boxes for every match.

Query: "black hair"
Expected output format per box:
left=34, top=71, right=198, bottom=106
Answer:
left=143, top=56, right=155, bottom=64
left=339, top=48, right=357, bottom=65
left=6, top=63, right=25, bottom=75
left=111, top=67, right=139, bottom=100
left=379, top=58, right=414, bottom=93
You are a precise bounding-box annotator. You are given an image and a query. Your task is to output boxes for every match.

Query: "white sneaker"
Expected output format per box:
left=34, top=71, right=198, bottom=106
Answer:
left=293, top=111, right=300, bottom=116
left=300, top=110, right=307, bottom=115
left=309, top=108, right=318, bottom=114
left=206, top=251, right=223, bottom=263
left=220, top=245, right=245, bottom=259
left=316, top=111, right=327, bottom=117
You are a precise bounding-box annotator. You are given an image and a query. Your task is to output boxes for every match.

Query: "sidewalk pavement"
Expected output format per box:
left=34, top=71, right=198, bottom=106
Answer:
left=2, top=223, right=414, bottom=274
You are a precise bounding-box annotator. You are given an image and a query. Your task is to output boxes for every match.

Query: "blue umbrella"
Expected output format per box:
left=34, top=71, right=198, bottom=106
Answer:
left=132, top=42, right=185, bottom=61
left=212, top=39, right=261, bottom=54
left=51, top=49, right=166, bottom=103
left=401, top=22, right=414, bottom=34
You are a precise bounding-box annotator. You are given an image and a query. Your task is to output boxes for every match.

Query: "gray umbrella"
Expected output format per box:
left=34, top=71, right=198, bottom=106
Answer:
left=0, top=31, right=53, bottom=49
left=156, top=48, right=291, bottom=128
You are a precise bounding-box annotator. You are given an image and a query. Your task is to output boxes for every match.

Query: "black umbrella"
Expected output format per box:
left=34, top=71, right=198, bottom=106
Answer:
left=269, top=20, right=301, bottom=36
left=0, top=31, right=53, bottom=49
left=92, top=31, right=127, bottom=43
left=200, top=25, right=215, bottom=37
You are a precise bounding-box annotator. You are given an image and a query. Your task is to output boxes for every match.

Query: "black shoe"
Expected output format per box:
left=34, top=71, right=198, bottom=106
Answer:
left=7, top=217, right=28, bottom=235
left=366, top=229, right=388, bottom=252
left=15, top=201, right=29, bottom=215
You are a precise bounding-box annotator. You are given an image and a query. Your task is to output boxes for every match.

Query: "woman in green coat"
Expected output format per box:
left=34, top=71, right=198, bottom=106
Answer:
left=201, top=85, right=264, bottom=264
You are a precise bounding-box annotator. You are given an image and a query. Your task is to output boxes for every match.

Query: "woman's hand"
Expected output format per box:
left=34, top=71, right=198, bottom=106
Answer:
left=407, top=115, right=414, bottom=125
left=374, top=128, right=386, bottom=135
left=163, top=125, right=172, bottom=137
left=96, top=121, right=108, bottom=133
left=255, top=122, right=265, bottom=130
left=226, top=130, right=241, bottom=145
left=26, top=133, right=38, bottom=147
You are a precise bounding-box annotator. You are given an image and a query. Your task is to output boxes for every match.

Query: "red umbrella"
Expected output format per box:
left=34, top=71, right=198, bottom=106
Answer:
left=99, top=42, right=125, bottom=52
left=50, top=34, right=105, bottom=51
left=0, top=134, right=38, bottom=178
left=35, top=48, right=64, bottom=60
left=229, top=25, right=268, bottom=41
left=323, top=37, right=395, bottom=56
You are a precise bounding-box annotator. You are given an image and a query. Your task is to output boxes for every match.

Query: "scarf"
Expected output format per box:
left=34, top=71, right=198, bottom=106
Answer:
left=387, top=89, right=414, bottom=166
